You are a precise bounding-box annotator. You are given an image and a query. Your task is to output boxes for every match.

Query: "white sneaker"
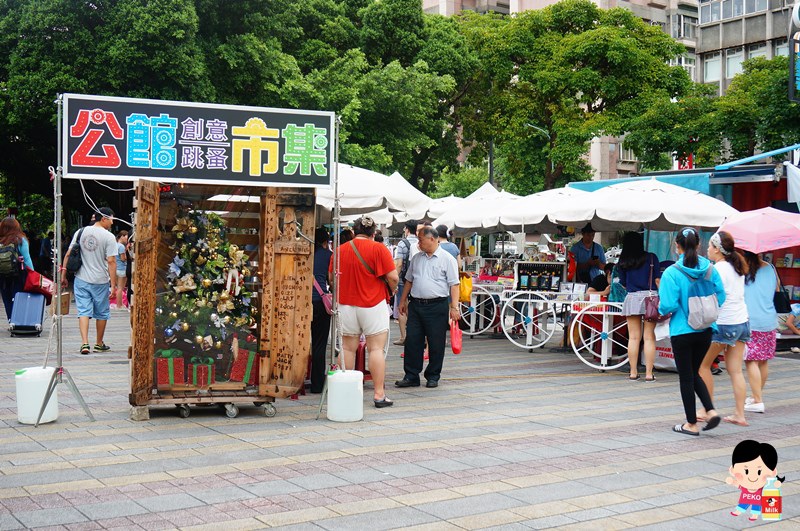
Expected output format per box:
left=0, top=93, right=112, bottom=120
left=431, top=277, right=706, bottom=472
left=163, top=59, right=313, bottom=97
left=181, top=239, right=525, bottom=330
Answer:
left=744, top=402, right=765, bottom=413
left=745, top=397, right=755, bottom=405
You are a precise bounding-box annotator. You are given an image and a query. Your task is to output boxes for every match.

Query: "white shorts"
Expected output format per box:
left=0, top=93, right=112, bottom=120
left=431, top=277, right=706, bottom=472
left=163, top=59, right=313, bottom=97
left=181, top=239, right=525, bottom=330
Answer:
left=340, top=302, right=390, bottom=337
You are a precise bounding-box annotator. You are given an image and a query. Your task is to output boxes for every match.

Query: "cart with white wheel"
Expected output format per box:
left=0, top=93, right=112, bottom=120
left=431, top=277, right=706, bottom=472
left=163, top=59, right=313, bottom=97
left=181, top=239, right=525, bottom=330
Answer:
left=498, top=290, right=579, bottom=350
left=458, top=284, right=500, bottom=336
left=569, top=300, right=629, bottom=371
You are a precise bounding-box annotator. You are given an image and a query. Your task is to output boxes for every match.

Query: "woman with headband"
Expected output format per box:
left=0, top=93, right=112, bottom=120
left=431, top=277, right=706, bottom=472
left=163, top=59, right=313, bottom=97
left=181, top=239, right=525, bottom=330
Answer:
left=658, top=227, right=726, bottom=436
left=699, top=230, right=750, bottom=426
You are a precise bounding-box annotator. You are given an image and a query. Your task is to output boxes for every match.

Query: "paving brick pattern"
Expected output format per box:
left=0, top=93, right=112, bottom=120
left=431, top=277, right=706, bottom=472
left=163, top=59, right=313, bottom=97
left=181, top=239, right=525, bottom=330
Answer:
left=0, top=308, right=799, bottom=529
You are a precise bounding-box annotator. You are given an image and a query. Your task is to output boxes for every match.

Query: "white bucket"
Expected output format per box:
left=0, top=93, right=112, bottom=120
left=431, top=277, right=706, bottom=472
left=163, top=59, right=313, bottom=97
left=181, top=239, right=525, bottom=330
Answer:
left=327, top=370, right=363, bottom=422
left=15, top=366, right=58, bottom=425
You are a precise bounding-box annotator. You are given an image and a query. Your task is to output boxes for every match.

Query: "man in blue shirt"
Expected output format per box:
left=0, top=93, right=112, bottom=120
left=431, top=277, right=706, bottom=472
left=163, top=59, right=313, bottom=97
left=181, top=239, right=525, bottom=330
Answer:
left=570, top=223, right=605, bottom=284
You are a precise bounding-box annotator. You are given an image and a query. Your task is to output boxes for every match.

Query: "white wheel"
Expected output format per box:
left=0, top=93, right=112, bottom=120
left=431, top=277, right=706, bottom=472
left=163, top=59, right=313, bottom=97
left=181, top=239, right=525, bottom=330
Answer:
left=177, top=405, right=190, bottom=418
left=500, top=292, right=557, bottom=349
left=224, top=403, right=239, bottom=418
left=569, top=301, right=630, bottom=370
left=459, top=285, right=498, bottom=336
left=263, top=403, right=277, bottom=417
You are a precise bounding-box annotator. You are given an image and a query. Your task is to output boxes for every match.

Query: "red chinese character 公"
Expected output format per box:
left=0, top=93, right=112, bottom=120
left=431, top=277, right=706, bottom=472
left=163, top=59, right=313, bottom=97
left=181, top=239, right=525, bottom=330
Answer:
left=70, top=108, right=123, bottom=168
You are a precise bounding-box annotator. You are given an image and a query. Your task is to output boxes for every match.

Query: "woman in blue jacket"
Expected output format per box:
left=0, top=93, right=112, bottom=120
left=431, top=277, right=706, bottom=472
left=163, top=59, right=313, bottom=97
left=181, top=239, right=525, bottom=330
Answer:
left=658, top=228, right=726, bottom=436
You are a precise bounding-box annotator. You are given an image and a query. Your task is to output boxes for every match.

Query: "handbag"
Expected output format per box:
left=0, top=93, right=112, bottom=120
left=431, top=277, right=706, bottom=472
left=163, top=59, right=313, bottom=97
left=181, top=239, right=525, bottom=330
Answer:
left=643, top=259, right=668, bottom=323
left=313, top=278, right=333, bottom=315
left=349, top=240, right=393, bottom=303
left=772, top=264, right=792, bottom=314
left=65, top=227, right=86, bottom=274
left=450, top=320, right=462, bottom=355
left=23, top=267, right=54, bottom=304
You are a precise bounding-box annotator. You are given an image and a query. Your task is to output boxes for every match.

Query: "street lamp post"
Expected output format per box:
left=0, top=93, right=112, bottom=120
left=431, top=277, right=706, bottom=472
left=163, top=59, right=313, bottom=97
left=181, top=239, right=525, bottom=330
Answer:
left=525, top=123, right=553, bottom=176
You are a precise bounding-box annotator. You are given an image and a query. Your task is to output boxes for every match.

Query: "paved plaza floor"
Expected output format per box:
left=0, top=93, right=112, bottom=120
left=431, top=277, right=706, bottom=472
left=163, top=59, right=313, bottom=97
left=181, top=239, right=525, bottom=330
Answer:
left=0, top=307, right=799, bottom=530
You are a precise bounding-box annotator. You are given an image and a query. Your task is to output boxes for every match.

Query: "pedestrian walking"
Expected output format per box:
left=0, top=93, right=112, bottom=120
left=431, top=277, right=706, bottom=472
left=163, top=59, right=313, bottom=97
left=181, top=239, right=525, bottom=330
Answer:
left=396, top=226, right=459, bottom=389
left=329, top=216, right=399, bottom=408
left=61, top=207, right=118, bottom=354
left=113, top=230, right=128, bottom=310
left=392, top=220, right=420, bottom=345
left=658, top=227, right=725, bottom=436
left=617, top=231, right=661, bottom=382
left=310, top=228, right=332, bottom=394
left=741, top=251, right=777, bottom=414
left=699, top=231, right=750, bottom=427
left=0, top=216, right=34, bottom=319
left=436, top=224, right=461, bottom=269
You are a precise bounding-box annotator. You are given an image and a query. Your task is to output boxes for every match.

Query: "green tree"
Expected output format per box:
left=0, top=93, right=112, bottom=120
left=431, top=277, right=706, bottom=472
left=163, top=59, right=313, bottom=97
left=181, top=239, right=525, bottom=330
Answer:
left=430, top=167, right=489, bottom=198
left=457, top=0, right=691, bottom=192
left=360, top=0, right=426, bottom=67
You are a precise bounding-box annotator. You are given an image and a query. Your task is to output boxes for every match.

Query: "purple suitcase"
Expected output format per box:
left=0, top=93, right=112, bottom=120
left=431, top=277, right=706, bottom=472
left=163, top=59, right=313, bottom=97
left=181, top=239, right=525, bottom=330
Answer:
left=9, top=292, right=45, bottom=336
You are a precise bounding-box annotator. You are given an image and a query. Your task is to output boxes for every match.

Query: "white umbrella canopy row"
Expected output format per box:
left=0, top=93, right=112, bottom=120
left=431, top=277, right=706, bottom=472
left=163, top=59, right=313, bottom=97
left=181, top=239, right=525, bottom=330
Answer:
left=548, top=179, right=738, bottom=231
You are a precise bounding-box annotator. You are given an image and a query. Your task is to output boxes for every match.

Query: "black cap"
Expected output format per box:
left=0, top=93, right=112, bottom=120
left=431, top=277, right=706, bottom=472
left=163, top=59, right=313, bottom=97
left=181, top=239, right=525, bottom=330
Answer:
left=98, top=207, right=114, bottom=219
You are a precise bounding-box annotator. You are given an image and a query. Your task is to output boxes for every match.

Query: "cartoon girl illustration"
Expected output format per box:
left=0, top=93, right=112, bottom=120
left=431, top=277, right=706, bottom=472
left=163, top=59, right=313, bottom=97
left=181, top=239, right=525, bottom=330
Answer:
left=726, top=440, right=784, bottom=521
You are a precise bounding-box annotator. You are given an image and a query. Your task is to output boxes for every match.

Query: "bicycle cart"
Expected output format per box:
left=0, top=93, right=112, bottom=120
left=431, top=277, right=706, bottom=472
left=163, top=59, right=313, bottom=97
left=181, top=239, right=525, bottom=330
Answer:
left=569, top=300, right=630, bottom=371
left=498, top=290, right=583, bottom=350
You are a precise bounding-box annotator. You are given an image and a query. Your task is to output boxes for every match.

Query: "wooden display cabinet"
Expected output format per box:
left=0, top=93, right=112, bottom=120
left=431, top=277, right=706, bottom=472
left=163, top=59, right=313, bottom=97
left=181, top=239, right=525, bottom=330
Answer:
left=128, top=180, right=315, bottom=419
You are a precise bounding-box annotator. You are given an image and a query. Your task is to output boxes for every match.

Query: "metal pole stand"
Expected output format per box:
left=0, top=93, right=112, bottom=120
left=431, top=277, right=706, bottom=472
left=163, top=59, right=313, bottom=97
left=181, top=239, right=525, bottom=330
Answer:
left=36, top=95, right=95, bottom=426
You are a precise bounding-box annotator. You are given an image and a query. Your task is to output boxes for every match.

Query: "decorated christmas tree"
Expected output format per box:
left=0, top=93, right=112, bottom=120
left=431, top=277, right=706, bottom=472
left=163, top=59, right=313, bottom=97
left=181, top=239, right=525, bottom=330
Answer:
left=154, top=208, right=259, bottom=387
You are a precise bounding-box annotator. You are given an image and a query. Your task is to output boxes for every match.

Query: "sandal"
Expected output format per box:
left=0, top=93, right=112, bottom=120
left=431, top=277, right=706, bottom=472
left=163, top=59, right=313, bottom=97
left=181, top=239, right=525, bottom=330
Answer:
left=374, top=397, right=394, bottom=408
left=703, top=415, right=721, bottom=431
left=672, top=424, right=699, bottom=436
left=628, top=375, right=640, bottom=381
left=644, top=376, right=656, bottom=382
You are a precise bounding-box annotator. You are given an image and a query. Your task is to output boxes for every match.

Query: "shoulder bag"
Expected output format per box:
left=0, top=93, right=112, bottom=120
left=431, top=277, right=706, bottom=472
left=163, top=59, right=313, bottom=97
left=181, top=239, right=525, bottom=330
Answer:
left=643, top=257, right=668, bottom=322
left=349, top=240, right=392, bottom=303
left=313, top=278, right=333, bottom=315
left=66, top=227, right=86, bottom=274
left=772, top=263, right=792, bottom=314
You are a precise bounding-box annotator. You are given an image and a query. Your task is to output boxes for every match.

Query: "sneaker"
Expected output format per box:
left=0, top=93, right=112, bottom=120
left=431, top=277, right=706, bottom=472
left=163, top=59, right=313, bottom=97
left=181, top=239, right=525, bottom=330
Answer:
left=744, top=402, right=765, bottom=413
left=94, top=343, right=111, bottom=352
left=80, top=344, right=90, bottom=355
left=745, top=396, right=755, bottom=405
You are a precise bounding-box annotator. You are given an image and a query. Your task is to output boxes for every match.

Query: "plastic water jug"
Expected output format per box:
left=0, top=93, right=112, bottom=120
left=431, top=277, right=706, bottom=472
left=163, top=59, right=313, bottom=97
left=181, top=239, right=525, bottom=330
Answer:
left=326, top=370, right=363, bottom=422
left=15, top=366, right=58, bottom=424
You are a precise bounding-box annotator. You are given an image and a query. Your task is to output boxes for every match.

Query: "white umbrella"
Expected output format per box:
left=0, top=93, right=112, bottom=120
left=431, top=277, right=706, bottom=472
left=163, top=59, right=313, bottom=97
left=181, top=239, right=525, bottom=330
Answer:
left=433, top=193, right=523, bottom=235
left=426, top=195, right=465, bottom=219
left=466, top=182, right=500, bottom=199
left=493, top=187, right=589, bottom=232
left=385, top=172, right=431, bottom=219
left=316, top=163, right=391, bottom=216
left=548, top=179, right=738, bottom=231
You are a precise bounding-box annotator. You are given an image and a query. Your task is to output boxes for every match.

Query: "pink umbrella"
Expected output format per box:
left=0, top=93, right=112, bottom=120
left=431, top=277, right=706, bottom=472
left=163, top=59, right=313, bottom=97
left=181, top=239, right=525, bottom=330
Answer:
left=719, top=207, right=800, bottom=253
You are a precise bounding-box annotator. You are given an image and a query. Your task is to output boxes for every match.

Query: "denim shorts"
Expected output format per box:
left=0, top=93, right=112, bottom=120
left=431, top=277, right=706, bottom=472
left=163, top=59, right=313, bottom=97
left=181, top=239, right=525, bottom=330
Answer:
left=74, top=277, right=111, bottom=320
left=712, top=322, right=751, bottom=346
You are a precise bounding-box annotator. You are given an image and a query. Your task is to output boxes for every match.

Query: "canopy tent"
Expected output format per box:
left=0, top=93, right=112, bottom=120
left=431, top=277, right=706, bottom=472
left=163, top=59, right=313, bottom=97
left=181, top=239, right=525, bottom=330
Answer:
left=384, top=172, right=431, bottom=219
left=432, top=192, right=524, bottom=235
left=316, top=163, right=391, bottom=217
left=426, top=195, right=465, bottom=219
left=548, top=178, right=738, bottom=231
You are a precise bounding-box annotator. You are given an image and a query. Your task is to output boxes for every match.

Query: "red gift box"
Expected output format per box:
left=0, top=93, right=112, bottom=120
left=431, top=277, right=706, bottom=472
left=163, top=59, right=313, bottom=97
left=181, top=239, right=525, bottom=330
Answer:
left=229, top=348, right=259, bottom=385
left=156, top=349, right=185, bottom=386
left=189, top=357, right=215, bottom=388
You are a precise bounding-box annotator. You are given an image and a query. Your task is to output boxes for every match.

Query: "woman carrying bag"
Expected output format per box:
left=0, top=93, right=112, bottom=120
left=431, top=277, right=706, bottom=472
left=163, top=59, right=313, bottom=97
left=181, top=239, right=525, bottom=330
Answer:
left=617, top=232, right=661, bottom=382
left=741, top=251, right=778, bottom=414
left=658, top=228, right=726, bottom=436
left=0, top=217, right=34, bottom=318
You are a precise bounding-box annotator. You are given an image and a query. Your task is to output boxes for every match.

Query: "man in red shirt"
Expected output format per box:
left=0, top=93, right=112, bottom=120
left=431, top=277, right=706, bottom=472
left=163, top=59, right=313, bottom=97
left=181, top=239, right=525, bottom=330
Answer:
left=330, top=216, right=399, bottom=408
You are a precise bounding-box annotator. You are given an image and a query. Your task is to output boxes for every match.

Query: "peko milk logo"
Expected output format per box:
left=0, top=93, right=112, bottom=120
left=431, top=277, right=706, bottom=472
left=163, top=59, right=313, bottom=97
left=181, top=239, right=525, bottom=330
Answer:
left=726, top=440, right=784, bottom=522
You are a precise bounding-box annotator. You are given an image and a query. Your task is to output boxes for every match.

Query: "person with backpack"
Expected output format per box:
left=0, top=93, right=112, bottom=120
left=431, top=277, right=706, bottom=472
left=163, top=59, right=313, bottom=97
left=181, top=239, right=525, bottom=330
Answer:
left=392, top=219, right=420, bottom=345
left=658, top=227, right=726, bottom=436
left=699, top=231, right=751, bottom=427
left=61, top=207, right=118, bottom=355
left=0, top=216, right=34, bottom=319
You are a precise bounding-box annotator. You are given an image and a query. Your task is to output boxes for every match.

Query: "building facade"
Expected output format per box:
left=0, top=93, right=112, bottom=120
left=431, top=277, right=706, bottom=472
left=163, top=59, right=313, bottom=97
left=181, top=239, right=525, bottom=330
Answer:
left=423, top=0, right=700, bottom=180
left=696, top=0, right=793, bottom=94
